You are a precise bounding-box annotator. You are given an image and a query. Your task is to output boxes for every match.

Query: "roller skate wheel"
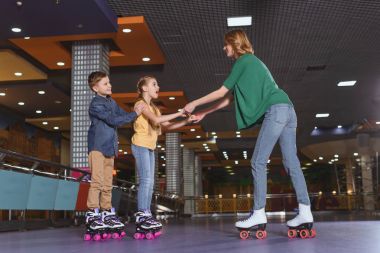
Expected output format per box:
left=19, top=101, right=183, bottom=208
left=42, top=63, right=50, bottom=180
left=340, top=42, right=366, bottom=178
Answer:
left=83, top=234, right=91, bottom=241
left=256, top=230, right=266, bottom=239
left=239, top=230, right=249, bottom=240
left=154, top=231, right=162, bottom=237
left=102, top=233, right=108, bottom=239
left=287, top=229, right=297, bottom=239
left=112, top=233, right=120, bottom=239
left=93, top=234, right=101, bottom=241
left=121, top=231, right=127, bottom=237
left=310, top=229, right=316, bottom=238
left=146, top=232, right=154, bottom=240
left=300, top=229, right=309, bottom=239
left=134, top=233, right=144, bottom=240
left=107, top=233, right=112, bottom=239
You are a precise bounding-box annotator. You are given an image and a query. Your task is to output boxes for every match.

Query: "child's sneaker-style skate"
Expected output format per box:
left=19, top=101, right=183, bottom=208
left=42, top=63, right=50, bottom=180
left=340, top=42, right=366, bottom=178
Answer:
left=235, top=208, right=267, bottom=239
left=83, top=208, right=108, bottom=241
left=102, top=207, right=126, bottom=239
left=134, top=211, right=162, bottom=240
left=287, top=203, right=316, bottom=239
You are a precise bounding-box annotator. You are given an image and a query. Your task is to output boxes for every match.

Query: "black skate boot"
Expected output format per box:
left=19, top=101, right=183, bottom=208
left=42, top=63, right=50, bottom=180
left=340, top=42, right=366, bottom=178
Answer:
left=101, top=207, right=126, bottom=239
left=133, top=211, right=163, bottom=240
left=84, top=208, right=107, bottom=241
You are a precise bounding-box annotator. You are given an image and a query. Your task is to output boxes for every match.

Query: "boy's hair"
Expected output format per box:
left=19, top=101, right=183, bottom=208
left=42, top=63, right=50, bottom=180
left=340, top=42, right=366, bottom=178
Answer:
left=224, top=29, right=254, bottom=57
left=88, top=71, right=107, bottom=92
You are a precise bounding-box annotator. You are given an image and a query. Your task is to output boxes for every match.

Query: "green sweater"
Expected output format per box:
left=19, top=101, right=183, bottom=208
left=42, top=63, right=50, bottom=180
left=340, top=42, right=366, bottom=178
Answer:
left=223, top=54, right=292, bottom=130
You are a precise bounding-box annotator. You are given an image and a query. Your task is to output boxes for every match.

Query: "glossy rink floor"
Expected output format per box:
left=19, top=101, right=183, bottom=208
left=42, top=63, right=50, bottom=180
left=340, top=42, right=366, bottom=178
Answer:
left=1, top=212, right=380, bottom=253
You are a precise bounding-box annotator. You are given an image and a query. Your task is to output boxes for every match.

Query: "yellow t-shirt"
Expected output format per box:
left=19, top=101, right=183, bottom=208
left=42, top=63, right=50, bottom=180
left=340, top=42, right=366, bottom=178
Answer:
left=131, top=100, right=162, bottom=150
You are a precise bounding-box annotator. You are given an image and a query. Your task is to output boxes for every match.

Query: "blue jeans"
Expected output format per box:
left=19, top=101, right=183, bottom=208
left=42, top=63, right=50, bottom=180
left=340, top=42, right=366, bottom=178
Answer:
left=131, top=144, right=155, bottom=211
left=251, top=104, right=310, bottom=210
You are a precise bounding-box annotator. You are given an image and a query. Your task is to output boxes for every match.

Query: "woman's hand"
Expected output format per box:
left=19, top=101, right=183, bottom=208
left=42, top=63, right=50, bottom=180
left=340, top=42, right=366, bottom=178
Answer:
left=190, top=112, right=206, bottom=123
left=184, top=102, right=196, bottom=114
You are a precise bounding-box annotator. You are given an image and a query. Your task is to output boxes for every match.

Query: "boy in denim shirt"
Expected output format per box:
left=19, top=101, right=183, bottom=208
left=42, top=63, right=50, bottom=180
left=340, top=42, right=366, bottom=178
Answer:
left=84, top=71, right=145, bottom=240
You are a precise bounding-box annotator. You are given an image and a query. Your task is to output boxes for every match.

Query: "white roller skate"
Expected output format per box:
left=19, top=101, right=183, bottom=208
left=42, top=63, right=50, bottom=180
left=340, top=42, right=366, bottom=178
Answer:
left=286, top=203, right=316, bottom=239
left=235, top=208, right=267, bottom=239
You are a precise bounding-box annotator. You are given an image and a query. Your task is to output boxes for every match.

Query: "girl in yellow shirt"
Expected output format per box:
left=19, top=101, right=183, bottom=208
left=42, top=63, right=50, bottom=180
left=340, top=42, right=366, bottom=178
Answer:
left=131, top=76, right=193, bottom=239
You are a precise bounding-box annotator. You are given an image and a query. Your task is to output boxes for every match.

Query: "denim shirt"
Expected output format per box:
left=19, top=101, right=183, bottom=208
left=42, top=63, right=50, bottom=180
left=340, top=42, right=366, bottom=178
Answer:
left=88, top=94, right=137, bottom=157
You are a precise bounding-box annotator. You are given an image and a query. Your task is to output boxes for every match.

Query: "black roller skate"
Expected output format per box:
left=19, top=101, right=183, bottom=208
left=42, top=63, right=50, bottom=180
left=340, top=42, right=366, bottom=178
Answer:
left=286, top=204, right=316, bottom=239
left=102, top=207, right=127, bottom=240
left=83, top=208, right=108, bottom=241
left=235, top=208, right=267, bottom=240
left=134, top=211, right=163, bottom=240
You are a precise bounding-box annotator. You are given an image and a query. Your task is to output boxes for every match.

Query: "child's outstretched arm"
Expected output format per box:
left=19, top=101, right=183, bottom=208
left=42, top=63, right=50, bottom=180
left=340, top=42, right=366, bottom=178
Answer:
left=162, top=115, right=196, bottom=131
left=142, top=107, right=185, bottom=125
left=90, top=103, right=138, bottom=127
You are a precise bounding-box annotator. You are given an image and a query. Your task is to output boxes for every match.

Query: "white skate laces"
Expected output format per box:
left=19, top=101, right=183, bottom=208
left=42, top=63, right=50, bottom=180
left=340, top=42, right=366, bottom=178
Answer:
left=286, top=203, right=313, bottom=227
left=235, top=208, right=267, bottom=229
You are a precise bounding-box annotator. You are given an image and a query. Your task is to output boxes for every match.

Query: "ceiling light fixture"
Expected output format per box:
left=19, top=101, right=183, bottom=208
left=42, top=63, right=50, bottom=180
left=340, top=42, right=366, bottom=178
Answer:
left=0, top=92, right=5, bottom=96
left=36, top=110, right=42, bottom=114
left=14, top=72, right=23, bottom=76
left=122, top=28, right=132, bottom=33
left=38, top=90, right=45, bottom=95
left=53, top=126, right=59, bottom=130
left=227, top=16, right=252, bottom=27
left=24, top=36, right=30, bottom=40
left=142, top=57, right=151, bottom=62
left=190, top=128, right=196, bottom=132
left=57, top=61, right=65, bottom=66
left=11, top=27, right=22, bottom=33
left=315, top=113, right=330, bottom=118
left=42, top=122, right=48, bottom=125
left=18, top=102, right=24, bottom=105
left=337, top=80, right=356, bottom=87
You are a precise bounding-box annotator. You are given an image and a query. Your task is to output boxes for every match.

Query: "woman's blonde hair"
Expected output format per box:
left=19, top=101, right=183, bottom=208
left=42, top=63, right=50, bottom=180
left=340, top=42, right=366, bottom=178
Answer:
left=224, top=29, right=254, bottom=57
left=136, top=76, right=160, bottom=118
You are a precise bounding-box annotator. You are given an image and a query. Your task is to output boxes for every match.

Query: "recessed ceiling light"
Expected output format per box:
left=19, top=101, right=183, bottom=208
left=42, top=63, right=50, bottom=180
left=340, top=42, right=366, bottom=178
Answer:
left=319, top=156, right=323, bottom=160
left=334, top=154, right=339, bottom=158
left=190, top=128, right=196, bottom=132
left=169, top=97, right=175, bottom=100
left=142, top=57, right=151, bottom=62
left=236, top=131, right=240, bottom=134
left=14, top=72, right=23, bottom=76
left=267, top=160, right=271, bottom=163
left=38, top=90, right=45, bottom=95
left=18, top=102, right=24, bottom=105
left=180, top=144, right=184, bottom=147
left=55, top=100, right=62, bottom=104
left=314, top=126, right=318, bottom=129
left=123, top=151, right=128, bottom=155
left=122, top=28, right=132, bottom=33
left=315, top=113, right=330, bottom=118
left=214, top=135, right=218, bottom=139
left=227, top=16, right=252, bottom=27
left=36, top=110, right=42, bottom=114
left=236, top=135, right=241, bottom=138
left=202, top=143, right=207, bottom=146
left=313, top=159, right=317, bottom=162
left=42, top=121, right=48, bottom=125
left=11, top=27, right=22, bottom=33
left=24, top=36, right=30, bottom=40
left=196, top=135, right=201, bottom=139
left=376, top=121, right=380, bottom=125
left=157, top=145, right=161, bottom=148
left=161, top=147, right=165, bottom=151
left=118, top=149, right=123, bottom=152
left=211, top=132, right=216, bottom=135
left=337, top=125, right=342, bottom=128
left=353, top=152, right=358, bottom=156
left=53, top=126, right=59, bottom=130
left=57, top=61, right=65, bottom=66
left=235, top=160, right=239, bottom=164
left=337, top=80, right=356, bottom=87
left=0, top=92, right=5, bottom=96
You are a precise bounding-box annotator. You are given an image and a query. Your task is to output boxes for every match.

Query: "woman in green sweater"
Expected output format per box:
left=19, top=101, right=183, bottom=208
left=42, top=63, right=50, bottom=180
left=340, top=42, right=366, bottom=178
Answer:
left=184, top=29, right=313, bottom=236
